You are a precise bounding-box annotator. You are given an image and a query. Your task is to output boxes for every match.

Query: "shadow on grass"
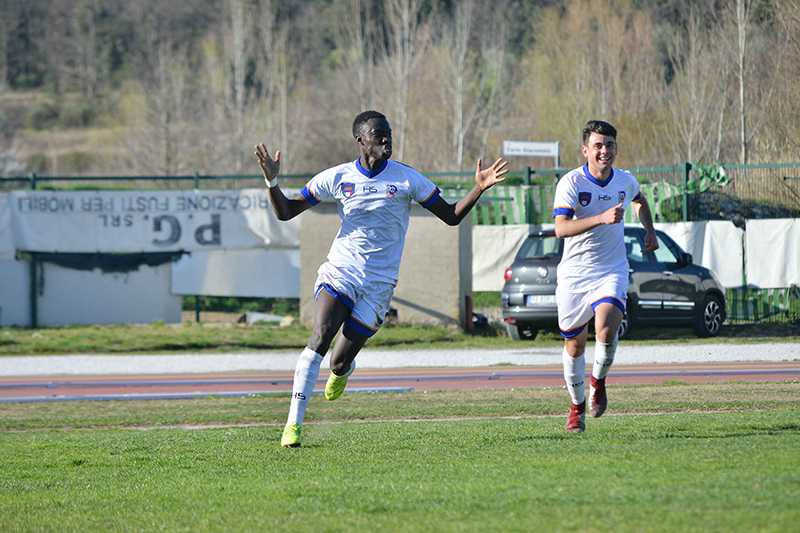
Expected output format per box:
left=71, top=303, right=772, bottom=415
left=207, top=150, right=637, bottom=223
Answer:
left=618, top=322, right=800, bottom=342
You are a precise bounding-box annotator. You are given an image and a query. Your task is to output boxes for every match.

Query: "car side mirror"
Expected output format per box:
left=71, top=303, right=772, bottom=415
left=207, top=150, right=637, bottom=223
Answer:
left=679, top=252, right=693, bottom=266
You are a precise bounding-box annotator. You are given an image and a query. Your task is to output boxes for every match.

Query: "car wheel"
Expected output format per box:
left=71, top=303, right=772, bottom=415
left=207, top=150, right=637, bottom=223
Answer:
left=694, top=294, right=723, bottom=337
left=519, top=325, right=538, bottom=340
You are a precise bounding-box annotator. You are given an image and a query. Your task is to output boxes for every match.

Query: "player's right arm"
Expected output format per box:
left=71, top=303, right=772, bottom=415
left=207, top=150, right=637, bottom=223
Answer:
left=554, top=204, right=623, bottom=238
left=551, top=172, right=624, bottom=238
left=254, top=143, right=313, bottom=221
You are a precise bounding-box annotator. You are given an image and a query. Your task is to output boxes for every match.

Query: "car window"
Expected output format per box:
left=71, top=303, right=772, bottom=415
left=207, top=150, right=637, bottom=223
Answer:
left=517, top=235, right=561, bottom=259
left=624, top=234, right=646, bottom=263
left=652, top=234, right=679, bottom=264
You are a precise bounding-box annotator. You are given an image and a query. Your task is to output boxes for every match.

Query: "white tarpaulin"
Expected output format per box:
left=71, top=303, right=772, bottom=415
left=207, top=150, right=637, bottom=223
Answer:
left=171, top=248, right=300, bottom=298
left=655, top=221, right=745, bottom=288
left=745, top=218, right=800, bottom=288
left=472, top=221, right=748, bottom=292
left=8, top=189, right=299, bottom=253
left=472, top=224, right=553, bottom=291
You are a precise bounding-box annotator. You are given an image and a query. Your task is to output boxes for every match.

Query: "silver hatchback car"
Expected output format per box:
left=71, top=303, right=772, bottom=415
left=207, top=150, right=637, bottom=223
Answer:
left=501, top=227, right=727, bottom=340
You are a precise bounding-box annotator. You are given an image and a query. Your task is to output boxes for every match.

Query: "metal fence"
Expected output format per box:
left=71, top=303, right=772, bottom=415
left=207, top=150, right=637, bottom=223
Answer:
left=3, top=163, right=799, bottom=326
left=726, top=287, right=800, bottom=324
left=443, top=161, right=800, bottom=225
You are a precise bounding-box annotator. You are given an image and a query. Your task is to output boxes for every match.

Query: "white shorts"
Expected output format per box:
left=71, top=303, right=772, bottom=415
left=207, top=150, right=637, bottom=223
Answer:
left=314, top=262, right=395, bottom=337
left=556, top=273, right=628, bottom=338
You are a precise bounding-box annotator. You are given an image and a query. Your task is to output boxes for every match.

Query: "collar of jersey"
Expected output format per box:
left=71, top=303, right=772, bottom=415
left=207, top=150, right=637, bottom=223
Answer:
left=355, top=158, right=388, bottom=178
left=582, top=164, right=614, bottom=187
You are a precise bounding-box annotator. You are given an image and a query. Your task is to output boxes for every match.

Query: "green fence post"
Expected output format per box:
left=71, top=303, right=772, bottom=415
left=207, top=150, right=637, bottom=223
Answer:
left=682, top=162, right=692, bottom=221
left=30, top=172, right=37, bottom=190
left=29, top=258, right=38, bottom=328
left=193, top=172, right=199, bottom=189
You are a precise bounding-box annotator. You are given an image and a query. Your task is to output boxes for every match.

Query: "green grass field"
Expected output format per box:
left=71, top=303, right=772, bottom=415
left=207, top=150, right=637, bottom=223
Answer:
left=1, top=321, right=799, bottom=355
left=2, top=382, right=799, bottom=532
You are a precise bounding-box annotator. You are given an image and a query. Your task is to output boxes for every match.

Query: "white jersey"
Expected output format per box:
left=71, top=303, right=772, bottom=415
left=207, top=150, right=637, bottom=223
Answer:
left=301, top=159, right=439, bottom=285
left=552, top=164, right=641, bottom=292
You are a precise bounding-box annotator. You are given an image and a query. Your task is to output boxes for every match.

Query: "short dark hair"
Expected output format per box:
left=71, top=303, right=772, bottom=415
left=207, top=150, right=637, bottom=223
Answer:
left=582, top=120, right=617, bottom=145
left=353, top=110, right=387, bottom=138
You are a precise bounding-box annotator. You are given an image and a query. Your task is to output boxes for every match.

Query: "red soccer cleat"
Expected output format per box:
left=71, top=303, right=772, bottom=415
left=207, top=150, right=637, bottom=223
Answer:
left=589, top=376, right=607, bottom=418
left=565, top=401, right=586, bottom=433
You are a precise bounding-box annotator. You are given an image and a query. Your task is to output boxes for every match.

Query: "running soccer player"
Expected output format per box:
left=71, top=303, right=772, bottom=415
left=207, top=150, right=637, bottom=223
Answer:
left=552, top=120, right=657, bottom=433
left=255, top=110, right=509, bottom=447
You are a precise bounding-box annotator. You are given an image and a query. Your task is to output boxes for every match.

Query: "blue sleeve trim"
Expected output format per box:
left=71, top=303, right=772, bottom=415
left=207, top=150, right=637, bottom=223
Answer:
left=591, top=296, right=627, bottom=315
left=301, top=186, right=320, bottom=206
left=420, top=187, right=441, bottom=209
left=343, top=317, right=377, bottom=338
left=632, top=192, right=642, bottom=202
left=552, top=207, right=575, bottom=218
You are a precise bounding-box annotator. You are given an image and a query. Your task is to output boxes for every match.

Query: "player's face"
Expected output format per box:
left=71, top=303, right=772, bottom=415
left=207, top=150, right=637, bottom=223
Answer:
left=582, top=132, right=616, bottom=176
left=357, top=118, right=392, bottom=162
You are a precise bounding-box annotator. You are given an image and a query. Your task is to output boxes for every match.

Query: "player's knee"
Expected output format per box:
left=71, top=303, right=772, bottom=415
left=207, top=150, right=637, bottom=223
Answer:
left=565, top=339, right=586, bottom=357
left=307, top=323, right=337, bottom=355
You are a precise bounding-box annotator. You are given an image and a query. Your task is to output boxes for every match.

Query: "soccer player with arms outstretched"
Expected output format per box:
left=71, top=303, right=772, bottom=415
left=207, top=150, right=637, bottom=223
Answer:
left=255, top=110, right=509, bottom=447
left=552, top=120, right=658, bottom=433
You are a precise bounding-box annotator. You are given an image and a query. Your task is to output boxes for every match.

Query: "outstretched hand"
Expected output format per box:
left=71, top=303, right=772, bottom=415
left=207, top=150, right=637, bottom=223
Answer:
left=254, top=143, right=281, bottom=183
left=474, top=157, right=509, bottom=191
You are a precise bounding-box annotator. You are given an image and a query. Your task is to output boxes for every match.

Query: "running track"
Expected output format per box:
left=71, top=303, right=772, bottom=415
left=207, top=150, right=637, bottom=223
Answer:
left=2, top=361, right=799, bottom=403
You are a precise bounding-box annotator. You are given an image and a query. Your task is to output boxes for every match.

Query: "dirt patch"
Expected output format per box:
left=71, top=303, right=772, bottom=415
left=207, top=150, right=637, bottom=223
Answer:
left=181, top=311, right=243, bottom=324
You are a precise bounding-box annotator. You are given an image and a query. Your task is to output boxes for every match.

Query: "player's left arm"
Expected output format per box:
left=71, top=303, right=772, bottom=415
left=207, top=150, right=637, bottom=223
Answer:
left=425, top=158, right=509, bottom=226
left=631, top=194, right=658, bottom=252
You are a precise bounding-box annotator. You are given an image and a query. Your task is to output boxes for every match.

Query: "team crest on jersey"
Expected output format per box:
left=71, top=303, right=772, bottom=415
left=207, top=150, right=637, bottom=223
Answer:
left=386, top=184, right=398, bottom=198
left=578, top=191, right=592, bottom=206
left=618, top=191, right=626, bottom=202
left=341, top=182, right=355, bottom=198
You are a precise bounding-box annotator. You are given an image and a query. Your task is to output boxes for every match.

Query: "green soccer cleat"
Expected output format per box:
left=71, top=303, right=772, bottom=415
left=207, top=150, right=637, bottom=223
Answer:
left=324, top=368, right=352, bottom=401
left=281, top=423, right=302, bottom=448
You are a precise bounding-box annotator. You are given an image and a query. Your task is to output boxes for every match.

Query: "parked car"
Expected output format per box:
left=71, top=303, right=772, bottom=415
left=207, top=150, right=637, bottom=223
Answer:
left=501, top=226, right=726, bottom=340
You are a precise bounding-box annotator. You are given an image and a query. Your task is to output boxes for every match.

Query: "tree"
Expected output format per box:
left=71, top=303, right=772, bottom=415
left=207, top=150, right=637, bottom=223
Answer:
left=515, top=0, right=663, bottom=167
left=664, top=3, right=732, bottom=163
left=124, top=5, right=195, bottom=176
left=383, top=0, right=429, bottom=162
left=330, top=0, right=380, bottom=112
left=225, top=0, right=250, bottom=173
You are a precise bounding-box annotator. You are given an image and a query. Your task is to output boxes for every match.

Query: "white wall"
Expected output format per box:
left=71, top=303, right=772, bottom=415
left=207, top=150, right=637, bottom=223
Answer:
left=0, top=258, right=30, bottom=326
left=37, top=262, right=181, bottom=326
left=171, top=248, right=300, bottom=298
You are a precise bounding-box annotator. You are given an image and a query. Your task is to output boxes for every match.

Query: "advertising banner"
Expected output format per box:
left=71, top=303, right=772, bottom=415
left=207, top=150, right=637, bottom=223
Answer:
left=7, top=189, right=299, bottom=253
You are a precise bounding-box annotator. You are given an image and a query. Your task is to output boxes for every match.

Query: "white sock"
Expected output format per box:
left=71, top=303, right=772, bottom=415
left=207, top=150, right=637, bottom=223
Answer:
left=286, top=347, right=323, bottom=426
left=562, top=348, right=585, bottom=406
left=592, top=337, right=617, bottom=380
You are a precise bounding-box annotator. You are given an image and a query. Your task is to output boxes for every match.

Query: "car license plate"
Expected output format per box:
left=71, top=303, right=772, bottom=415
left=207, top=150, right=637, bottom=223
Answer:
left=525, top=294, right=555, bottom=306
